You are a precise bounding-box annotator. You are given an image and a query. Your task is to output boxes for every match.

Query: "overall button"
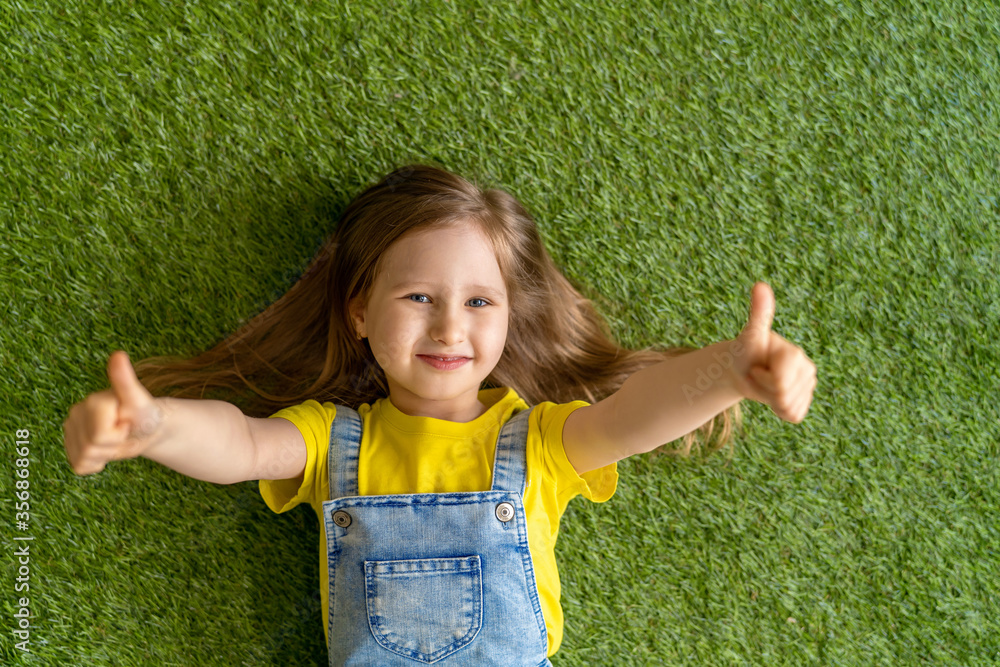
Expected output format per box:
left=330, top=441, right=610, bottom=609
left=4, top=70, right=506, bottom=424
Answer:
left=495, top=502, right=515, bottom=522
left=332, top=510, right=352, bottom=528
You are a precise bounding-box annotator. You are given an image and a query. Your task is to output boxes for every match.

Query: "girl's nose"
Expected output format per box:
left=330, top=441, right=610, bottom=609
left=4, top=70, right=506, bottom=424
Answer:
left=430, top=306, right=467, bottom=345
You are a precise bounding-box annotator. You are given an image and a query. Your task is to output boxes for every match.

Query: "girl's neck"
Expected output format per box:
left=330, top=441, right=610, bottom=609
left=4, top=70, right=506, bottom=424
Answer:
left=387, top=391, right=489, bottom=423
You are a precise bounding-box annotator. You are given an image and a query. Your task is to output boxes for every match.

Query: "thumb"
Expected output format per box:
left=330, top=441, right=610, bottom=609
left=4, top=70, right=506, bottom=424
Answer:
left=107, top=351, right=161, bottom=439
left=741, top=282, right=775, bottom=346
left=107, top=351, right=152, bottom=407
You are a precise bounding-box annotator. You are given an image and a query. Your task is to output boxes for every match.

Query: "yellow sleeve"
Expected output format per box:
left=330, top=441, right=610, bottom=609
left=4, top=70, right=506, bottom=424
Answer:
left=257, top=400, right=337, bottom=514
left=536, top=401, right=618, bottom=505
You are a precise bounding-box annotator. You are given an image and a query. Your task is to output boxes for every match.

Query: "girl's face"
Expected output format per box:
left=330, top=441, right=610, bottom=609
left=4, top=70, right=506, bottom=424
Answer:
left=350, top=222, right=510, bottom=422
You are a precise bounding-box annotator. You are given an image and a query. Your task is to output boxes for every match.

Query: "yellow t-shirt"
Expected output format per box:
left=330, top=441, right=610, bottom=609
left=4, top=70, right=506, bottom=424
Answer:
left=258, top=386, right=617, bottom=658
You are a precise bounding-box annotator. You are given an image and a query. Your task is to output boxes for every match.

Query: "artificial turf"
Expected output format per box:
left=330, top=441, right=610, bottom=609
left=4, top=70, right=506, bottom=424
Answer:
left=1, top=0, right=998, bottom=664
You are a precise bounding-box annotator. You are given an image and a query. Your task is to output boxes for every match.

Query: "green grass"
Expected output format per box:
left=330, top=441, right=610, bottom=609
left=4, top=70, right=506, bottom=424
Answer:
left=2, top=0, right=999, bottom=664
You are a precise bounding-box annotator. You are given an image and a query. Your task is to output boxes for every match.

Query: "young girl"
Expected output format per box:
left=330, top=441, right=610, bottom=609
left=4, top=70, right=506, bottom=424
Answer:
left=63, top=164, right=816, bottom=665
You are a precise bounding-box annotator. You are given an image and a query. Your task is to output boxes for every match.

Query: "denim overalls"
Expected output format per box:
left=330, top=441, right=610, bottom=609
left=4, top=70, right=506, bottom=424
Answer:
left=321, top=404, right=554, bottom=666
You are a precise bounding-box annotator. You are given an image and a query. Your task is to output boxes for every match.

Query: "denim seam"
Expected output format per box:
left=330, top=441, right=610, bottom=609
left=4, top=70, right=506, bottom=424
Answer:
left=323, top=512, right=341, bottom=655
left=326, top=492, right=516, bottom=508
left=368, top=556, right=480, bottom=574
left=514, top=498, right=549, bottom=655
left=329, top=406, right=362, bottom=499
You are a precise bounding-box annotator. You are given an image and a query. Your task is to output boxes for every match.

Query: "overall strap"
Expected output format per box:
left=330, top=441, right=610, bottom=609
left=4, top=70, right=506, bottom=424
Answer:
left=327, top=404, right=363, bottom=500
left=490, top=407, right=534, bottom=495
left=327, top=403, right=534, bottom=498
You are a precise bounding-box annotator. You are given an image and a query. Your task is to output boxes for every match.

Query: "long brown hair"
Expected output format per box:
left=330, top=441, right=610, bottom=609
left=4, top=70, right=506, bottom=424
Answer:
left=135, top=163, right=742, bottom=457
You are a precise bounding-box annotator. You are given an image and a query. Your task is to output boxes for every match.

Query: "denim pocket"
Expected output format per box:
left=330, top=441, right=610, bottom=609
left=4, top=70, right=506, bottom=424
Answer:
left=365, top=555, right=483, bottom=663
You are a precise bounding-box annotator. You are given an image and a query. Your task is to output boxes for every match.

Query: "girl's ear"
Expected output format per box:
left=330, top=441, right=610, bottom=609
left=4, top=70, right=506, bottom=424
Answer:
left=348, top=296, right=366, bottom=337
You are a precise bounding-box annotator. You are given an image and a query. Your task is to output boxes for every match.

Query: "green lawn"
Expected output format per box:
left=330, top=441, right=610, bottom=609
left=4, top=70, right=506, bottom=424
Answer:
left=2, top=0, right=999, bottom=665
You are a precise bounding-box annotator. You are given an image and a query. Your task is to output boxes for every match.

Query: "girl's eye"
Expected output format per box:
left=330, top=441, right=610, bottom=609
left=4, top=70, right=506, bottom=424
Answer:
left=406, top=294, right=490, bottom=308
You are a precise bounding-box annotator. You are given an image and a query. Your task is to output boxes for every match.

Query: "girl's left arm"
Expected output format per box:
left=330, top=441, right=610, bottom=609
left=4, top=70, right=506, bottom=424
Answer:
left=563, top=282, right=817, bottom=475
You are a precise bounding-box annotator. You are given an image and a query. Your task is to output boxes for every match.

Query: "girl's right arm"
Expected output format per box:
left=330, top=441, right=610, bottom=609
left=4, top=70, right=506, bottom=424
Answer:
left=63, top=350, right=307, bottom=485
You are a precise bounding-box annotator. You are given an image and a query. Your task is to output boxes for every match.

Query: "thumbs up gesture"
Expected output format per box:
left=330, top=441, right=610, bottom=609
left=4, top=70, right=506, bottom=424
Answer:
left=728, top=282, right=817, bottom=423
left=63, top=350, right=167, bottom=475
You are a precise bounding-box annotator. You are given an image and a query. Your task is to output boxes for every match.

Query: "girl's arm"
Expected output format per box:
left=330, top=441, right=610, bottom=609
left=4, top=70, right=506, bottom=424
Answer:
left=563, top=340, right=743, bottom=475
left=143, top=398, right=306, bottom=485
left=63, top=350, right=306, bottom=485
left=563, top=283, right=817, bottom=475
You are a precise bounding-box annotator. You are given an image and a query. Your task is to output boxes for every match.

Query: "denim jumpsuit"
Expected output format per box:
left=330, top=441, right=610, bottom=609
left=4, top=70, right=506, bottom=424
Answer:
left=321, top=404, right=554, bottom=666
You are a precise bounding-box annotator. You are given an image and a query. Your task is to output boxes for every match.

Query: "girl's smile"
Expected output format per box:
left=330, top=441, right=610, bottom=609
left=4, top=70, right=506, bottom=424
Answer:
left=416, top=354, right=471, bottom=371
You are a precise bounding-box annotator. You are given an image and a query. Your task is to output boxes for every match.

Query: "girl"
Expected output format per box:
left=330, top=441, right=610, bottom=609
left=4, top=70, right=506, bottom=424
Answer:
left=63, top=164, right=816, bottom=665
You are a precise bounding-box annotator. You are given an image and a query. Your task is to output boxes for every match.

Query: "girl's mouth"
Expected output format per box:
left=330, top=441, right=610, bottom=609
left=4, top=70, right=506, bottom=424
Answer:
left=417, top=355, right=470, bottom=371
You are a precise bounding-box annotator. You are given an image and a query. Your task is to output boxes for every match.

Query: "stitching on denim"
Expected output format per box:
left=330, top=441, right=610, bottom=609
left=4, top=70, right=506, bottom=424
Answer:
left=365, top=556, right=483, bottom=662
left=490, top=407, right=533, bottom=494
left=329, top=405, right=362, bottom=499
left=513, top=495, right=550, bottom=655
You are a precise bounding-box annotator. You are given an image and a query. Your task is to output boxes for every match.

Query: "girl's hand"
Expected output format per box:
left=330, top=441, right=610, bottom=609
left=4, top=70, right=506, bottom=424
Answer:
left=727, top=282, right=817, bottom=423
left=63, top=350, right=167, bottom=475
